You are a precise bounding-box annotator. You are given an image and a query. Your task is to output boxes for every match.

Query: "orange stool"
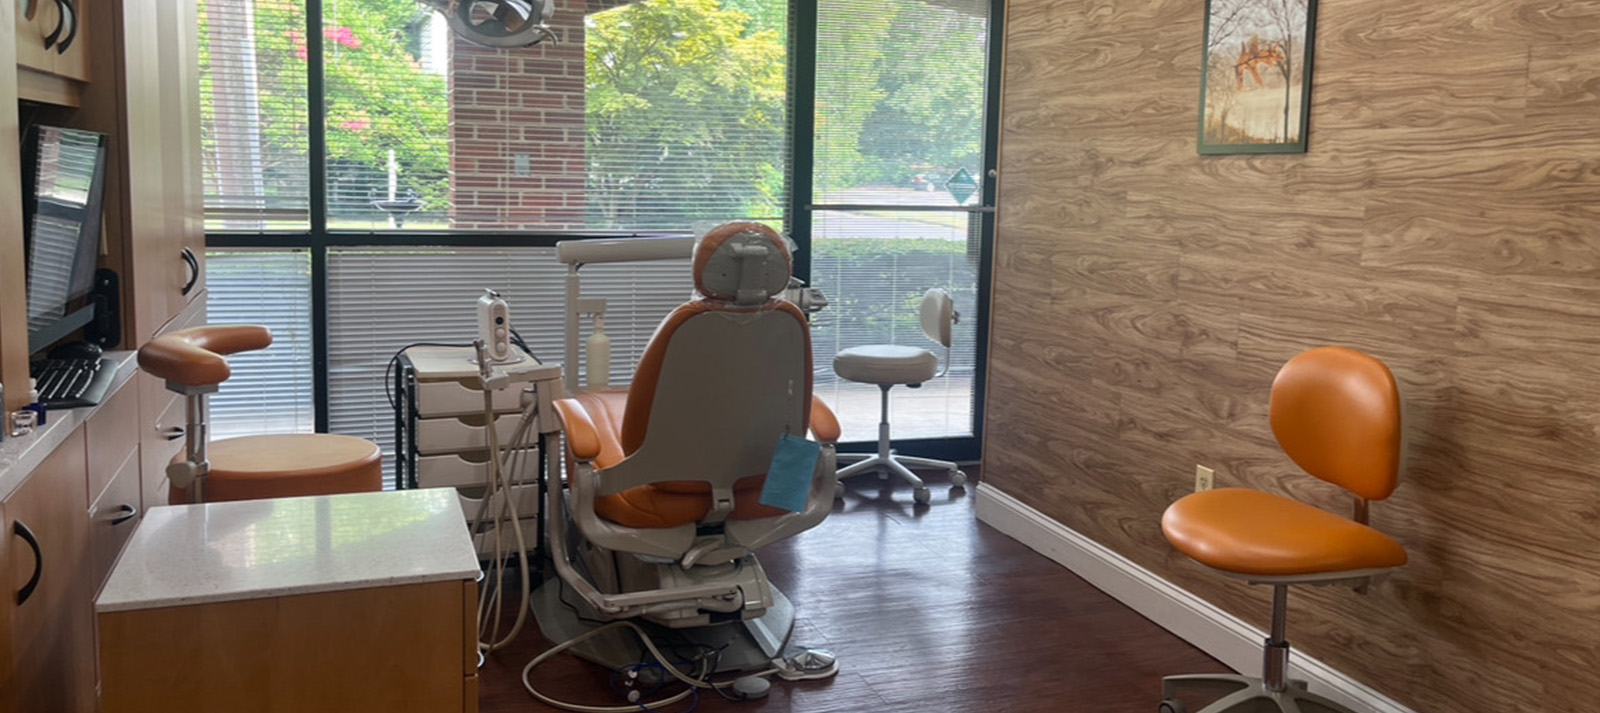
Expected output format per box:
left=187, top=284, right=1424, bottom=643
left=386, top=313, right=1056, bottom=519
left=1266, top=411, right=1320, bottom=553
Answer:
left=139, top=325, right=383, bottom=504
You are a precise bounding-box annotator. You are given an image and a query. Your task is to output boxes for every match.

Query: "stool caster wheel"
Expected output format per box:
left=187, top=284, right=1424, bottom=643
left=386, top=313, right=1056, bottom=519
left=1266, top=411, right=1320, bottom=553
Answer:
left=913, top=487, right=931, bottom=505
left=1158, top=699, right=1187, bottom=713
left=950, top=470, right=967, bottom=488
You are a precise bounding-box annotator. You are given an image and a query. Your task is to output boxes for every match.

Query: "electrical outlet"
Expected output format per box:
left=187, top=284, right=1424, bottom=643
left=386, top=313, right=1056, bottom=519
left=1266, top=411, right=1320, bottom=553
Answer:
left=1194, top=465, right=1214, bottom=493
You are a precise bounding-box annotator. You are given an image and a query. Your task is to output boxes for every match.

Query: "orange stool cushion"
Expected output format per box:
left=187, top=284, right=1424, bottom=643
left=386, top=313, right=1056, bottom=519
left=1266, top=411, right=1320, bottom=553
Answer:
left=170, top=434, right=383, bottom=504
left=571, top=390, right=785, bottom=529
left=1161, top=488, right=1407, bottom=577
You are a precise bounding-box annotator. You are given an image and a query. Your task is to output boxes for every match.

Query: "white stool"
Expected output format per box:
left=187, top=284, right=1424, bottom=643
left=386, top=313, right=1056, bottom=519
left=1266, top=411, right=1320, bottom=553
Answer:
left=832, top=289, right=967, bottom=505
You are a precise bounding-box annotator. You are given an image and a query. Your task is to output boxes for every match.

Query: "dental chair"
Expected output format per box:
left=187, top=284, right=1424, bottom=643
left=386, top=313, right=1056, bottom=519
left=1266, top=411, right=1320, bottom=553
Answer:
left=137, top=325, right=383, bottom=504
left=534, top=222, right=841, bottom=673
left=832, top=288, right=967, bottom=504
left=1158, top=347, right=1408, bottom=713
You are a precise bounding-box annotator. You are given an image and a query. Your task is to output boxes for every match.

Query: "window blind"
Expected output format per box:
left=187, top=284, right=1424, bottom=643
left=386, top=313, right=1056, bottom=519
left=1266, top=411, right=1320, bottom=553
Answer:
left=199, top=0, right=312, bottom=230
left=205, top=250, right=316, bottom=439
left=326, top=247, right=692, bottom=481
left=808, top=0, right=991, bottom=441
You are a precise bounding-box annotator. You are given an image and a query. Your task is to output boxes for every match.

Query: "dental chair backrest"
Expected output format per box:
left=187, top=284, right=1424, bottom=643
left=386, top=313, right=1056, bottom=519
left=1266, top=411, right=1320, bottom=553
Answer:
left=589, top=222, right=821, bottom=557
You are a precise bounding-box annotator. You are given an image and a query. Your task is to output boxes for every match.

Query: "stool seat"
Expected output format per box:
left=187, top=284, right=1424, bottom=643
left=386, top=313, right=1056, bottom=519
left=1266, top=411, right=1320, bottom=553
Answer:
left=170, top=434, right=383, bottom=504
left=833, top=345, right=938, bottom=385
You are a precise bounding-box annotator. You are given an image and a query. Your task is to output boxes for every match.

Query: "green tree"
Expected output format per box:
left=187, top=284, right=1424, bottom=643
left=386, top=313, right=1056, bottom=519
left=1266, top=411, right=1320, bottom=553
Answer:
left=198, top=0, right=448, bottom=226
left=585, top=0, right=788, bottom=229
left=859, top=1, right=986, bottom=184
left=813, top=0, right=896, bottom=194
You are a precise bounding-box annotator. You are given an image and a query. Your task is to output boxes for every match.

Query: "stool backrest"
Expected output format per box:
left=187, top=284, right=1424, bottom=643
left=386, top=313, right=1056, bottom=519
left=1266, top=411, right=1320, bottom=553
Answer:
left=1269, top=346, right=1402, bottom=501
left=137, top=325, right=273, bottom=388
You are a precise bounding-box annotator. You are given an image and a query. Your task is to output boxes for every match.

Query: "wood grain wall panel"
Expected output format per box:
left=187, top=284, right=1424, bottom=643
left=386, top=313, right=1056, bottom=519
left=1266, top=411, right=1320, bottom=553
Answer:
left=988, top=0, right=1600, bottom=709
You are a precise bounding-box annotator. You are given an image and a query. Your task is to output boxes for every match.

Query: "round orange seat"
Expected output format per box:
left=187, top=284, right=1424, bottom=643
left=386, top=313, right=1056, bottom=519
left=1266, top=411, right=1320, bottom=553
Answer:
left=1161, top=488, right=1407, bottom=578
left=170, top=434, right=382, bottom=504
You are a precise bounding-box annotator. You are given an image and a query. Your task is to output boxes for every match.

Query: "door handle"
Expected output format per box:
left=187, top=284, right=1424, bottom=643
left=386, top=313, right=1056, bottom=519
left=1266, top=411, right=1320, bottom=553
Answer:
left=14, top=520, right=43, bottom=606
left=41, top=0, right=66, bottom=50
left=162, top=425, right=186, bottom=441
left=107, top=504, right=140, bottom=526
left=181, top=248, right=200, bottom=296
left=54, top=0, right=77, bottom=54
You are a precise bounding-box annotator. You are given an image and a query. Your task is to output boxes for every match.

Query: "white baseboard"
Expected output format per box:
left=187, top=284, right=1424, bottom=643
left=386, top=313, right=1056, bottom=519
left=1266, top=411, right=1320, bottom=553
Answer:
left=974, top=483, right=1414, bottom=713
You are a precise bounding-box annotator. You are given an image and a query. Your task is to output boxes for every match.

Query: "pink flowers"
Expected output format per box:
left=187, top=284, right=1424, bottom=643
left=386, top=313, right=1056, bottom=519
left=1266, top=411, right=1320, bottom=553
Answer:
left=286, top=26, right=361, bottom=61
left=326, top=26, right=362, bottom=49
left=339, top=120, right=370, bottom=131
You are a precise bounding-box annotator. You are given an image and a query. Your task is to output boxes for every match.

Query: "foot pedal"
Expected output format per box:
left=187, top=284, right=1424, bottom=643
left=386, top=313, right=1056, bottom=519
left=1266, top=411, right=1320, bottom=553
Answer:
left=773, top=647, right=839, bottom=681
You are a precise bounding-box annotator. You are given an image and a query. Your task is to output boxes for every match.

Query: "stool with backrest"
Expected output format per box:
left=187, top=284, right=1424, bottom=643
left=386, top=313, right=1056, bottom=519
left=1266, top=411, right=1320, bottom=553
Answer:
left=1158, top=346, right=1408, bottom=713
left=832, top=288, right=967, bottom=505
left=137, top=325, right=382, bottom=504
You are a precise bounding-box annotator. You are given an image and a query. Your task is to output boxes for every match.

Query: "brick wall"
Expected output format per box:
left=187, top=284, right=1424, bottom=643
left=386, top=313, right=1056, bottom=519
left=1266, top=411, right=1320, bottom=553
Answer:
left=447, top=0, right=588, bottom=230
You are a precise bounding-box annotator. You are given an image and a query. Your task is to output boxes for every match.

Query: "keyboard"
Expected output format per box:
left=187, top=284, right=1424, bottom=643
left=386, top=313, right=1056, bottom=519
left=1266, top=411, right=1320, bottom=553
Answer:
left=33, top=358, right=117, bottom=409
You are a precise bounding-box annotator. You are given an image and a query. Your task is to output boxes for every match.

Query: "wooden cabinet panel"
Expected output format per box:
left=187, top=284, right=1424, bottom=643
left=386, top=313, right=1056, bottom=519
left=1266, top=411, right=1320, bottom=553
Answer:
left=87, top=450, right=140, bottom=588
left=14, top=0, right=89, bottom=96
left=85, top=380, right=139, bottom=506
left=2, top=428, right=95, bottom=713
left=12, top=0, right=58, bottom=74
left=101, top=581, right=471, bottom=713
left=0, top=0, right=32, bottom=412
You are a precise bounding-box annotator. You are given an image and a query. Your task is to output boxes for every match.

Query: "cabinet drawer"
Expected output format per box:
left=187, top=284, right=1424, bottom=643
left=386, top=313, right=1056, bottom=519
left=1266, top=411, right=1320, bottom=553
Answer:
left=415, top=379, right=526, bottom=418
left=416, top=414, right=530, bottom=455
left=417, top=449, right=539, bottom=490
left=451, top=483, right=540, bottom=524
left=139, top=386, right=187, bottom=511
left=471, top=519, right=539, bottom=559
left=89, top=450, right=143, bottom=587
left=87, top=382, right=141, bottom=506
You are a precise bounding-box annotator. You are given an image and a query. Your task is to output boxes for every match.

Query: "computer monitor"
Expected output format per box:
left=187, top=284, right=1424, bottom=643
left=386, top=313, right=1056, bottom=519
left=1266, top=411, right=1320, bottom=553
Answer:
left=21, top=125, right=109, bottom=356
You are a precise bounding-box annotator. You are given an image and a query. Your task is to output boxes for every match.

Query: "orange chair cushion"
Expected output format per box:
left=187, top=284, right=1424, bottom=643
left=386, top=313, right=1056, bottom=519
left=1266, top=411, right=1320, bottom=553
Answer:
left=571, top=390, right=787, bottom=529
left=1270, top=346, right=1402, bottom=501
left=1162, top=488, right=1407, bottom=577
left=170, top=434, right=382, bottom=504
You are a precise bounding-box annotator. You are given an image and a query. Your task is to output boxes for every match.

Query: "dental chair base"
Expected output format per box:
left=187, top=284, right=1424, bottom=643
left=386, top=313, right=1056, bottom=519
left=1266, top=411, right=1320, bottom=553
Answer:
left=533, top=575, right=798, bottom=674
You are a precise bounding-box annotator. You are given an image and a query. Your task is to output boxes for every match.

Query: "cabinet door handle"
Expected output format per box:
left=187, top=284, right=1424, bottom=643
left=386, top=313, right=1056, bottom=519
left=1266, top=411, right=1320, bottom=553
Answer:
left=42, top=0, right=66, bottom=49
left=21, top=0, right=39, bottom=22
left=108, top=504, right=140, bottom=526
left=181, top=248, right=200, bottom=296
left=14, top=521, right=43, bottom=606
left=163, top=426, right=186, bottom=441
left=54, top=0, right=77, bottom=54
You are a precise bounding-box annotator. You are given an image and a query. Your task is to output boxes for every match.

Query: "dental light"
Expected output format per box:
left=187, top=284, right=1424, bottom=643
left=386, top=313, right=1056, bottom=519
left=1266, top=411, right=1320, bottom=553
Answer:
left=418, top=0, right=558, bottom=49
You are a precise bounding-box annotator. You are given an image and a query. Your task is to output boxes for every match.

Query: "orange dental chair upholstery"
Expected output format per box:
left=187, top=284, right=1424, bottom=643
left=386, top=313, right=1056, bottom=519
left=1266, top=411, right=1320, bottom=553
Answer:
left=1158, top=347, right=1407, bottom=713
left=137, top=325, right=382, bottom=504
left=536, top=222, right=840, bottom=672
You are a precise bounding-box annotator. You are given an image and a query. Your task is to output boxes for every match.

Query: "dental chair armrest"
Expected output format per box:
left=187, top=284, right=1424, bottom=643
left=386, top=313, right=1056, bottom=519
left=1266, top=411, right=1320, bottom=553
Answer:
left=809, top=395, right=841, bottom=443
left=553, top=398, right=603, bottom=461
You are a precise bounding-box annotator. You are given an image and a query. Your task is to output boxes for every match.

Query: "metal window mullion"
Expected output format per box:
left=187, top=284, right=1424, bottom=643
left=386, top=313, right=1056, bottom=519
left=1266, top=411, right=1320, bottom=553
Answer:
left=307, top=0, right=331, bottom=432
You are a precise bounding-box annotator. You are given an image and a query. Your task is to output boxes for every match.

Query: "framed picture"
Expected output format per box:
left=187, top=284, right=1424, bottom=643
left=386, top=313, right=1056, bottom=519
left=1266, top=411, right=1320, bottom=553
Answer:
left=1198, top=0, right=1319, bottom=154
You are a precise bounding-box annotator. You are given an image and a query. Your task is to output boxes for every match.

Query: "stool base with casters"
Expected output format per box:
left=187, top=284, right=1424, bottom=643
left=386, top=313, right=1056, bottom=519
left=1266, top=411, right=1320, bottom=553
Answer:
left=834, top=383, right=967, bottom=505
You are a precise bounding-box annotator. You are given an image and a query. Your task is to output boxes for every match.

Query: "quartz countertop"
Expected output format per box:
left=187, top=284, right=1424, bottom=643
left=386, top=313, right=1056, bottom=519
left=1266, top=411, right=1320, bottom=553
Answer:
left=0, top=351, right=139, bottom=502
left=96, top=489, right=481, bottom=613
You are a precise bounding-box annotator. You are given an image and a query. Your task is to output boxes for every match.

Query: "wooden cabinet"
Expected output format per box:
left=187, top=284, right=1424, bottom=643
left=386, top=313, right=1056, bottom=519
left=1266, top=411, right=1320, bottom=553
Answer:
left=2, top=428, right=96, bottom=713
left=117, top=0, right=204, bottom=346
left=15, top=0, right=89, bottom=105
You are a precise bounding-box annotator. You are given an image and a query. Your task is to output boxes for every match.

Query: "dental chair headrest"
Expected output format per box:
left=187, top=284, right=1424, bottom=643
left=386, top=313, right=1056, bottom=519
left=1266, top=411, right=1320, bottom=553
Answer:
left=692, top=222, right=792, bottom=306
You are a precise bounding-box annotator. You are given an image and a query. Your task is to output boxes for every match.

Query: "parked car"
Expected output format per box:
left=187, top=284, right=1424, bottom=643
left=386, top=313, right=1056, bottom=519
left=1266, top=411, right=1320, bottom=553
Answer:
left=909, top=171, right=948, bottom=192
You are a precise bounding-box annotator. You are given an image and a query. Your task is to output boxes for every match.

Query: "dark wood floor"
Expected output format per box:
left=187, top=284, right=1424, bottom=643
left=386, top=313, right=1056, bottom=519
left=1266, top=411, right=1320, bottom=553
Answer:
left=480, top=470, right=1228, bottom=712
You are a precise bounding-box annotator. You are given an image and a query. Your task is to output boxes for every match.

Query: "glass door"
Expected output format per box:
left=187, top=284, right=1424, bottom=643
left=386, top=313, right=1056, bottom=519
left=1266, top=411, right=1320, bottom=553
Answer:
left=805, top=0, right=998, bottom=459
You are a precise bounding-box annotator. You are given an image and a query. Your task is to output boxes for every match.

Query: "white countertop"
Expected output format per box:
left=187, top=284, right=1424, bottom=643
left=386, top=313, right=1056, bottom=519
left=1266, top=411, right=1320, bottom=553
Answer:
left=0, top=351, right=139, bottom=502
left=96, top=489, right=482, bottom=613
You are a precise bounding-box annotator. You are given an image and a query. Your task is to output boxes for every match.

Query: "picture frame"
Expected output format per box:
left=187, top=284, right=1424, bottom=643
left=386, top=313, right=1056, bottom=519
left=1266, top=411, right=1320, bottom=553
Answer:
left=1197, top=0, right=1319, bottom=154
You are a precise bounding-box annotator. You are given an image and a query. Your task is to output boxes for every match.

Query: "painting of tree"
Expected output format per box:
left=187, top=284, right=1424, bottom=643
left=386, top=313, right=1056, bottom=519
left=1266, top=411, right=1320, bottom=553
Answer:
left=1197, top=0, right=1317, bottom=154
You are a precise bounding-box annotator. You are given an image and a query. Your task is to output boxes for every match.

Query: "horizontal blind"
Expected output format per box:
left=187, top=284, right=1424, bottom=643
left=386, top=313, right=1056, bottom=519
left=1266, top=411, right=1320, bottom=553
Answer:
left=809, top=216, right=979, bottom=442
left=205, top=250, right=316, bottom=438
left=199, top=0, right=311, bottom=230
left=326, top=247, right=692, bottom=482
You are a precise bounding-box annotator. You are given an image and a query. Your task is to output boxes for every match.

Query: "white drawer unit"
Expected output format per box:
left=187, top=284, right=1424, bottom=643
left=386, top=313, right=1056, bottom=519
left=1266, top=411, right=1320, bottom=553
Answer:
left=394, top=346, right=563, bottom=560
